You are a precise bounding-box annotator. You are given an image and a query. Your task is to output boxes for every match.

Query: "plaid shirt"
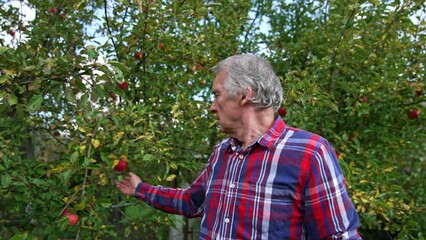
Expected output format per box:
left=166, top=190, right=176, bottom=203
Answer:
left=135, top=117, right=361, bottom=239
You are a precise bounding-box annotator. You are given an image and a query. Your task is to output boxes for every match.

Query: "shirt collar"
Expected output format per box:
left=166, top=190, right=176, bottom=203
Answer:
left=257, top=116, right=286, bottom=149
left=225, top=116, right=286, bottom=152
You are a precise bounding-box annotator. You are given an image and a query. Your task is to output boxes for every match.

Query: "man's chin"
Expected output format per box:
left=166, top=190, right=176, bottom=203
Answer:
left=217, top=125, right=229, bottom=134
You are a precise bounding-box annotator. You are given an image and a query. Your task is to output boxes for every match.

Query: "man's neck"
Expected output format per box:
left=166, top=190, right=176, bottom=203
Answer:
left=234, top=107, right=275, bottom=150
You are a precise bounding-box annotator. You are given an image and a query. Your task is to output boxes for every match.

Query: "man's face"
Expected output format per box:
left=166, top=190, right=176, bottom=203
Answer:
left=209, top=70, right=243, bottom=134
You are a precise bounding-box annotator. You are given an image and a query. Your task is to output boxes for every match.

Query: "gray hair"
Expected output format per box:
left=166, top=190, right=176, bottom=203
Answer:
left=212, top=54, right=283, bottom=110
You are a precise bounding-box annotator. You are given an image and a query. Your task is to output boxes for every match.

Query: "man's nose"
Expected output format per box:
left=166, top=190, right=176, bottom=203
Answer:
left=209, top=102, right=216, bottom=113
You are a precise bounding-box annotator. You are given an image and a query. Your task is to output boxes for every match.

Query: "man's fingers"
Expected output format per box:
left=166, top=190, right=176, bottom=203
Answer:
left=116, top=186, right=132, bottom=196
left=117, top=179, right=131, bottom=186
left=116, top=172, right=140, bottom=196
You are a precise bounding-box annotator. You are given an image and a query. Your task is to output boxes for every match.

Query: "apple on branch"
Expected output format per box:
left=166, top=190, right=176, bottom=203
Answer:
left=191, top=64, right=204, bottom=72
left=113, top=155, right=128, bottom=172
left=67, top=214, right=79, bottom=226
left=61, top=209, right=78, bottom=226
left=117, top=81, right=129, bottom=91
left=277, top=107, right=287, bottom=117
left=61, top=209, right=71, bottom=216
left=134, top=52, right=144, bottom=60
left=407, top=109, right=420, bottom=119
left=48, top=7, right=58, bottom=14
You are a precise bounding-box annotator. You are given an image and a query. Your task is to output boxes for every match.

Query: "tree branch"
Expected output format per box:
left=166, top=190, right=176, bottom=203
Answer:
left=104, top=0, right=120, bottom=62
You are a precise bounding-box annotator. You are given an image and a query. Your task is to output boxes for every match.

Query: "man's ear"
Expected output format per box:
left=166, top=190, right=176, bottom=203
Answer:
left=241, top=87, right=254, bottom=105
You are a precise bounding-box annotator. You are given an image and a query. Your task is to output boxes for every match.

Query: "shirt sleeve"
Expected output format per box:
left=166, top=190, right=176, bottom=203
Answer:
left=303, top=139, right=362, bottom=240
left=134, top=162, right=211, bottom=218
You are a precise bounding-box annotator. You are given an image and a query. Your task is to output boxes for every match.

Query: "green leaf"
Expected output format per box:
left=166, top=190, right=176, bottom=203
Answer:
left=28, top=95, right=43, bottom=112
left=86, top=45, right=99, bottom=60
left=100, top=201, right=112, bottom=208
left=0, top=75, right=11, bottom=84
left=328, top=102, right=339, bottom=112
left=109, top=60, right=130, bottom=76
left=0, top=46, right=11, bottom=55
left=65, top=88, right=77, bottom=103
left=1, top=175, right=11, bottom=188
left=75, top=79, right=87, bottom=92
left=111, top=66, right=124, bottom=83
left=81, top=156, right=90, bottom=168
left=142, top=154, right=155, bottom=161
left=10, top=232, right=29, bottom=240
left=8, top=94, right=18, bottom=106
left=70, top=151, right=79, bottom=163
left=78, top=93, right=90, bottom=110
left=124, top=206, right=140, bottom=219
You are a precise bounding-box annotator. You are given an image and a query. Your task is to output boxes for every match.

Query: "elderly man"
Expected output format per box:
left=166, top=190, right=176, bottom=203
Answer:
left=117, top=54, right=362, bottom=240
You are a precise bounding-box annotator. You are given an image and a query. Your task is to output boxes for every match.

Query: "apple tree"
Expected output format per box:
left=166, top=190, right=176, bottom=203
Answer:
left=0, top=0, right=252, bottom=239
left=1, top=0, right=425, bottom=239
left=260, top=0, right=425, bottom=239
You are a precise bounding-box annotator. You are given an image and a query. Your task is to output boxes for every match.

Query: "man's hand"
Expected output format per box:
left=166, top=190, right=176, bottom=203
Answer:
left=116, top=172, right=142, bottom=196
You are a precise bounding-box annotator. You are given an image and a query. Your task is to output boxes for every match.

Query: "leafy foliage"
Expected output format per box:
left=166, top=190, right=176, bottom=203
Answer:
left=1, top=0, right=425, bottom=239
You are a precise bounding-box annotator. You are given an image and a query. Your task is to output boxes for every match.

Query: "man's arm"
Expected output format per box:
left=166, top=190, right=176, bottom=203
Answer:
left=303, top=139, right=362, bottom=240
left=117, top=168, right=209, bottom=218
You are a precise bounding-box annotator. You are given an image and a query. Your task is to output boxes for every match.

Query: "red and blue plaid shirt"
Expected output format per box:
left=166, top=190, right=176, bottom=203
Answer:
left=135, top=117, right=361, bottom=239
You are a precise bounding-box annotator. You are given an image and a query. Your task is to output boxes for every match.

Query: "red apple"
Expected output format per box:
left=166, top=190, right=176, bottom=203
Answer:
left=67, top=214, right=79, bottom=226
left=158, top=42, right=165, bottom=49
left=416, top=89, right=423, bottom=97
left=191, top=64, right=203, bottom=72
left=134, top=52, right=143, bottom=60
left=277, top=107, right=287, bottom=117
left=8, top=30, right=15, bottom=37
left=48, top=7, right=58, bottom=14
left=360, top=97, right=368, bottom=103
left=113, top=159, right=128, bottom=172
left=117, top=81, right=129, bottom=90
left=61, top=209, right=70, bottom=216
left=407, top=109, right=420, bottom=119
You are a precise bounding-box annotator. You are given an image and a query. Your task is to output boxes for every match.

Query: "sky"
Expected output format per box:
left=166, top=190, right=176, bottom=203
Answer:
left=3, top=1, right=424, bottom=49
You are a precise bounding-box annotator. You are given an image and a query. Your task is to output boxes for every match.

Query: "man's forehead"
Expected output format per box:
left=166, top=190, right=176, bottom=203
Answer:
left=212, top=70, right=227, bottom=90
